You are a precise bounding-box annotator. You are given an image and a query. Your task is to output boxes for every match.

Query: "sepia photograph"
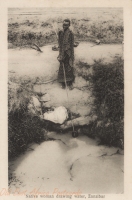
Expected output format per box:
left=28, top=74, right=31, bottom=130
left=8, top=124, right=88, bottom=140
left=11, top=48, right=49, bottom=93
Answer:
left=8, top=7, right=124, bottom=196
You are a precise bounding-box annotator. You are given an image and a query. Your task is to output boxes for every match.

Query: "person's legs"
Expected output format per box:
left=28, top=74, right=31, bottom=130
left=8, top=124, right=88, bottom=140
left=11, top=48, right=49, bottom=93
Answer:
left=67, top=81, right=71, bottom=86
left=67, top=81, right=73, bottom=90
left=61, top=82, right=65, bottom=89
left=63, top=54, right=74, bottom=90
left=58, top=61, right=66, bottom=88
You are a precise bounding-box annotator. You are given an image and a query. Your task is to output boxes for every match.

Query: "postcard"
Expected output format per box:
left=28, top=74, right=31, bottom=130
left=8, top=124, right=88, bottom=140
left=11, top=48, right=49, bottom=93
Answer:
left=0, top=0, right=132, bottom=200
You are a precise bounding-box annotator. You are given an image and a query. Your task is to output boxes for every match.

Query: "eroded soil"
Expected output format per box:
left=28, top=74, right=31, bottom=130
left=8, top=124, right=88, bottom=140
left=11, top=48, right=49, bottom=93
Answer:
left=8, top=42, right=124, bottom=194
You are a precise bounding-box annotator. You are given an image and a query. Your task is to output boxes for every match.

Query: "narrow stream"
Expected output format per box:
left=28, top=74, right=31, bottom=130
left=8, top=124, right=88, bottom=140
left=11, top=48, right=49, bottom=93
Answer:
left=9, top=132, right=123, bottom=194
left=8, top=42, right=123, bottom=194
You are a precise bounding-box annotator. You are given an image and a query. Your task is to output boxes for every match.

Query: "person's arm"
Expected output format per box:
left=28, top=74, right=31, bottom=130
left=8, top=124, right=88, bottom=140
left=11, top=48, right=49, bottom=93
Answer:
left=57, top=31, right=63, bottom=62
left=58, top=31, right=60, bottom=51
left=69, top=31, right=74, bottom=62
left=71, top=31, right=74, bottom=50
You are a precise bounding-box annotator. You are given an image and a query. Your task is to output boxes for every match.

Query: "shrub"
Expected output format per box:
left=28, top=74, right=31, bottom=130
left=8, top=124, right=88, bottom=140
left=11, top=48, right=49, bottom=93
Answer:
left=8, top=17, right=123, bottom=47
left=76, top=56, right=124, bottom=149
left=8, top=78, right=47, bottom=160
left=92, top=56, right=124, bottom=123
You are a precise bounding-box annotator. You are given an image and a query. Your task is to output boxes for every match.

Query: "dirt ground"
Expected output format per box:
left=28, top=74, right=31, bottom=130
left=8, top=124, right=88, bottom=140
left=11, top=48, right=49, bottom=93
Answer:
left=9, top=42, right=123, bottom=116
left=8, top=42, right=123, bottom=78
left=8, top=42, right=124, bottom=194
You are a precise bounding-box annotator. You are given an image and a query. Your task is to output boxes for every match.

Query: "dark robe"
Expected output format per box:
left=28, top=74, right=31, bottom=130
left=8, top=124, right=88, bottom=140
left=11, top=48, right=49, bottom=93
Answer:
left=58, top=28, right=75, bottom=83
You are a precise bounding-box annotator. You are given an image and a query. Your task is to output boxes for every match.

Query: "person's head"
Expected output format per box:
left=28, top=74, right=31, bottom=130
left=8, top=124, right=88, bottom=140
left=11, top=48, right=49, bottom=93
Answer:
left=63, top=19, right=70, bottom=30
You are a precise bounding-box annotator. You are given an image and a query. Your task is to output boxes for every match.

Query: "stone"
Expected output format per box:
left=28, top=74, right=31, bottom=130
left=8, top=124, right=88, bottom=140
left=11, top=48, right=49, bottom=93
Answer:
left=43, top=106, right=68, bottom=124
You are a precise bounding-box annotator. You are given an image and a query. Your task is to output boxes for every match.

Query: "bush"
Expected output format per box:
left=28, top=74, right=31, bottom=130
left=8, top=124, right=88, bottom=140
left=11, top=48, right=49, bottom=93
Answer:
left=8, top=79, right=47, bottom=160
left=8, top=111, right=46, bottom=159
left=92, top=57, right=124, bottom=123
left=76, top=56, right=124, bottom=149
left=8, top=17, right=123, bottom=48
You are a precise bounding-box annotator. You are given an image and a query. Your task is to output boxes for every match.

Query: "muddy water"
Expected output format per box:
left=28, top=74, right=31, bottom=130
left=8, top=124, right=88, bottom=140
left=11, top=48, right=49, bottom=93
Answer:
left=9, top=132, right=124, bottom=194
left=8, top=42, right=123, bottom=194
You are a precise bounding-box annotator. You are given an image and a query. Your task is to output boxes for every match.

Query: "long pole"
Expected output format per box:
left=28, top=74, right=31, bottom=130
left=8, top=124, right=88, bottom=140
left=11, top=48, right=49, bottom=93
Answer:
left=62, top=62, right=75, bottom=132
left=52, top=21, right=75, bottom=132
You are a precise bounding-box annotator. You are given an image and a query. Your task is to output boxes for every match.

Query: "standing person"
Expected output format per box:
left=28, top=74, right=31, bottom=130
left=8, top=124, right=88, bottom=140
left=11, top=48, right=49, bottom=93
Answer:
left=57, top=19, right=75, bottom=90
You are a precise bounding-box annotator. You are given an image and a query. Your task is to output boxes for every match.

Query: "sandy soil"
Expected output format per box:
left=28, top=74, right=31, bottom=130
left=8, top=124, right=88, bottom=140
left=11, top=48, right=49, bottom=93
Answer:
left=8, top=42, right=123, bottom=194
left=8, top=42, right=122, bottom=78
left=8, top=42, right=123, bottom=116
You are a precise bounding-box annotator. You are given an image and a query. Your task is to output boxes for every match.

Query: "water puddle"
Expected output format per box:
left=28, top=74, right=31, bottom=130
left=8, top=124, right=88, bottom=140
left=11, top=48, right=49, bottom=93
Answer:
left=9, top=132, right=124, bottom=194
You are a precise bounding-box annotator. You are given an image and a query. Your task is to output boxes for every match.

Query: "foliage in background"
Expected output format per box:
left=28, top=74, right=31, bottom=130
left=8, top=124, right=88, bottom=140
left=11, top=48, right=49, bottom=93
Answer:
left=8, top=17, right=123, bottom=48
left=76, top=56, right=124, bottom=149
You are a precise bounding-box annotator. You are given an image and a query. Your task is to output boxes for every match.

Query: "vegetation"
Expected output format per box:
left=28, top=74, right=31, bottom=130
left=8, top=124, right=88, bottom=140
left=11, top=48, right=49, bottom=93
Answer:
left=8, top=77, right=47, bottom=160
left=8, top=12, right=124, bottom=157
left=76, top=56, right=124, bottom=149
left=8, top=17, right=123, bottom=48
left=8, top=56, right=124, bottom=160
